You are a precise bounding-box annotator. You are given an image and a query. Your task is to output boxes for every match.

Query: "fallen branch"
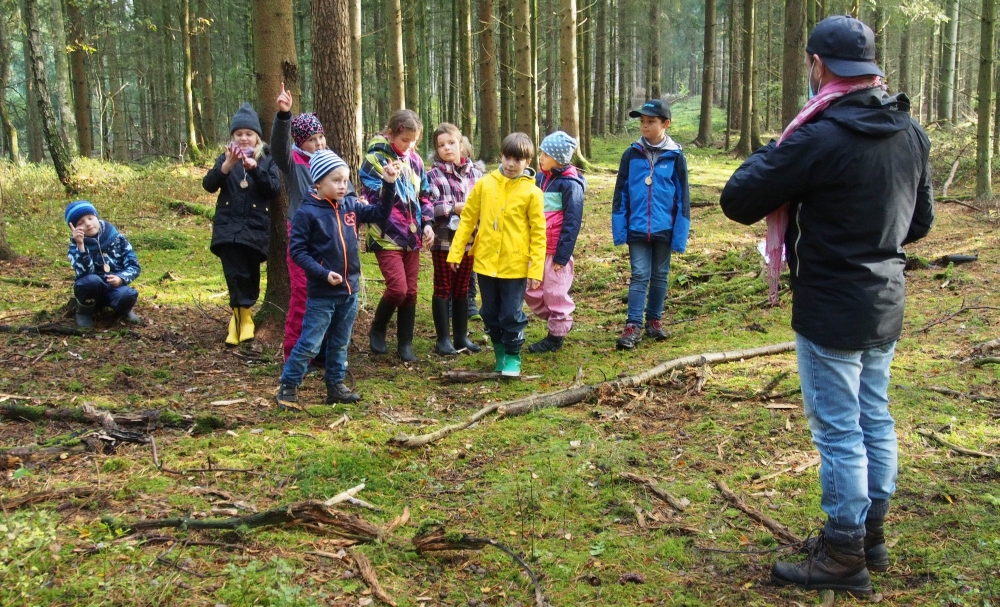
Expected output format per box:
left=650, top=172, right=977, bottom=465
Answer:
left=925, top=386, right=1000, bottom=403
left=0, top=277, right=52, bottom=288
left=917, top=302, right=1000, bottom=334
left=617, top=472, right=688, bottom=512
left=413, top=526, right=548, bottom=607
left=0, top=322, right=86, bottom=336
left=713, top=478, right=803, bottom=545
left=2, top=487, right=103, bottom=510
left=389, top=342, right=796, bottom=448
left=940, top=198, right=982, bottom=211
left=349, top=548, right=396, bottom=606
left=126, top=501, right=383, bottom=541
left=0, top=402, right=187, bottom=428
left=324, top=483, right=366, bottom=506
left=973, top=337, right=1000, bottom=355
left=942, top=159, right=960, bottom=196
left=916, top=428, right=998, bottom=458
left=973, top=357, right=1000, bottom=368
left=438, top=371, right=541, bottom=383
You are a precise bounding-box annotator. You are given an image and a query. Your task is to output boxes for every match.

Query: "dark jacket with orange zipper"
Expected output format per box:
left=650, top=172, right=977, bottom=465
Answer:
left=289, top=182, right=396, bottom=299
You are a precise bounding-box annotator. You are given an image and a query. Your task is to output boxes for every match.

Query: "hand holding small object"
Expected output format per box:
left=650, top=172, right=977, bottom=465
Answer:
left=242, top=155, right=257, bottom=171
left=552, top=264, right=564, bottom=273
left=382, top=160, right=401, bottom=183
left=70, top=223, right=85, bottom=248
left=106, top=275, right=123, bottom=287
left=222, top=143, right=240, bottom=174
left=422, top=225, right=434, bottom=247
left=327, top=271, right=343, bottom=286
left=527, top=278, right=542, bottom=290
left=276, top=82, right=293, bottom=113
left=449, top=262, right=460, bottom=272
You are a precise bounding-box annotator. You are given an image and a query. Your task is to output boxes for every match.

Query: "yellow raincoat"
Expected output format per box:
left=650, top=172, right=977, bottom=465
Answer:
left=447, top=168, right=546, bottom=281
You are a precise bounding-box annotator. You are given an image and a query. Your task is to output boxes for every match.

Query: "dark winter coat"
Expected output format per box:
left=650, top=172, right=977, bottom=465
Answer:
left=536, top=164, right=586, bottom=266
left=289, top=182, right=396, bottom=299
left=67, top=220, right=141, bottom=284
left=720, top=89, right=934, bottom=350
left=203, top=147, right=283, bottom=261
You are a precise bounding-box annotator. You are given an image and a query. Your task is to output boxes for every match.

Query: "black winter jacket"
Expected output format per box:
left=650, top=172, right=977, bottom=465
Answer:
left=720, top=89, right=934, bottom=350
left=289, top=182, right=396, bottom=299
left=203, top=147, right=283, bottom=260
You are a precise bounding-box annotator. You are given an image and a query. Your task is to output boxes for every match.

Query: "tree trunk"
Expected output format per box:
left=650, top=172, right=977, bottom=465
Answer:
left=498, top=0, right=512, bottom=136
left=870, top=4, right=885, bottom=67
left=350, top=0, right=363, bottom=162
left=649, top=2, right=660, bottom=99
left=315, top=0, right=361, bottom=180
left=726, top=0, right=742, bottom=149
left=0, top=12, right=19, bottom=162
left=25, top=0, right=75, bottom=189
left=161, top=0, right=178, bottom=155
left=448, top=1, right=458, bottom=122
left=734, top=0, right=755, bottom=157
left=478, top=0, right=500, bottom=161
left=939, top=0, right=959, bottom=125
left=386, top=0, right=405, bottom=109
left=458, top=0, right=474, bottom=136
left=558, top=0, right=579, bottom=140
left=67, top=1, right=90, bottom=156
left=404, top=2, right=419, bottom=114
left=781, top=0, right=805, bottom=129
left=592, top=0, right=607, bottom=137
left=197, top=0, right=216, bottom=145
left=254, top=0, right=300, bottom=336
left=976, top=0, right=994, bottom=197
left=806, top=0, right=816, bottom=34
left=899, top=17, right=912, bottom=96
left=22, top=11, right=44, bottom=164
left=49, top=0, right=76, bottom=154
left=513, top=0, right=534, bottom=135
left=695, top=0, right=717, bottom=146
left=615, top=1, right=628, bottom=132
left=180, top=0, right=200, bottom=159
left=108, top=36, right=127, bottom=160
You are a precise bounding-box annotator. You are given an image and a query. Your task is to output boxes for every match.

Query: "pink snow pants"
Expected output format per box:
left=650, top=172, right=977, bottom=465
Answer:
left=524, top=255, right=575, bottom=337
left=283, top=221, right=308, bottom=361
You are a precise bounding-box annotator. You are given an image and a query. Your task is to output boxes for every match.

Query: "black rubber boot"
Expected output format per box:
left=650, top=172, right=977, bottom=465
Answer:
left=432, top=297, right=457, bottom=355
left=75, top=302, right=96, bottom=329
left=864, top=520, right=889, bottom=572
left=452, top=298, right=481, bottom=353
left=527, top=333, right=564, bottom=353
left=396, top=304, right=417, bottom=362
left=368, top=297, right=395, bottom=355
left=326, top=382, right=360, bottom=404
left=772, top=533, right=872, bottom=597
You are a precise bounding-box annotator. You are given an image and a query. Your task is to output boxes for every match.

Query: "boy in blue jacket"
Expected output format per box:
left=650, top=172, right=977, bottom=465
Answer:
left=525, top=131, right=586, bottom=353
left=276, top=150, right=399, bottom=407
left=611, top=99, right=691, bottom=350
left=65, top=200, right=141, bottom=328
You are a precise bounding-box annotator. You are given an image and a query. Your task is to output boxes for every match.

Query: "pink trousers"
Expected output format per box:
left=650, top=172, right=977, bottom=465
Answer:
left=283, top=221, right=308, bottom=361
left=524, top=255, right=575, bottom=337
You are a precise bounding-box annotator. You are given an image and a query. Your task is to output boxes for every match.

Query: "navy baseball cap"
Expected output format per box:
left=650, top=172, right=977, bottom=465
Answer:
left=629, top=99, right=671, bottom=121
left=806, top=15, right=884, bottom=78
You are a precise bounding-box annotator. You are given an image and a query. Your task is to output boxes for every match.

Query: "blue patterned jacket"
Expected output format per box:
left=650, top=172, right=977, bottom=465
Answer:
left=67, top=220, right=141, bottom=284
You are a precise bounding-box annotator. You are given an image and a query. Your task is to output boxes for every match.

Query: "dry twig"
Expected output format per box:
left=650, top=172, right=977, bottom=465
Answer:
left=714, top=478, right=803, bottom=544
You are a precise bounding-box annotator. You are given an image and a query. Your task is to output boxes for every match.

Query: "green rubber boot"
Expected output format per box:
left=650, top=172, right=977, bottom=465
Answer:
left=492, top=342, right=506, bottom=372
left=500, top=351, right=522, bottom=378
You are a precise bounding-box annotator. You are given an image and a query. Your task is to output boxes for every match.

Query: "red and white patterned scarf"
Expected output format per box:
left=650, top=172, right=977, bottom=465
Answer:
left=764, top=75, right=884, bottom=304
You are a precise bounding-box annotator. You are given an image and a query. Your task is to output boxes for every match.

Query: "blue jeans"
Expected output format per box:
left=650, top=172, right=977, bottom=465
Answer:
left=74, top=275, right=138, bottom=315
left=478, top=275, right=527, bottom=353
left=281, top=294, right=358, bottom=386
left=796, top=333, right=897, bottom=543
left=627, top=241, right=672, bottom=325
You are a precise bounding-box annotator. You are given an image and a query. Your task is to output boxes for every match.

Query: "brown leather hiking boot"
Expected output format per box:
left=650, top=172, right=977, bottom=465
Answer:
left=773, top=532, right=872, bottom=597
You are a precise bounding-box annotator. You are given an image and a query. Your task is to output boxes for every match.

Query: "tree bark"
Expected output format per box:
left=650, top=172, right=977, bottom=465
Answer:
left=558, top=0, right=580, bottom=140
left=386, top=0, right=406, bottom=109
left=579, top=0, right=591, bottom=157
left=49, top=0, right=77, bottom=154
left=478, top=0, right=500, bottom=160
left=403, top=2, right=419, bottom=114
left=458, top=0, right=474, bottom=136
left=780, top=0, right=805, bottom=129
left=734, top=0, right=756, bottom=157
left=695, top=0, right=717, bottom=146
left=254, top=0, right=300, bottom=336
left=161, top=0, right=178, bottom=155
left=513, top=0, right=534, bottom=135
left=24, top=0, right=75, bottom=191
left=898, top=17, right=912, bottom=96
left=649, top=2, right=661, bottom=99
left=180, top=0, right=200, bottom=159
left=726, top=0, right=742, bottom=149
left=975, top=0, right=994, bottom=198
left=350, top=0, right=363, bottom=162
left=197, top=0, right=216, bottom=145
left=615, top=1, right=628, bottom=132
left=315, top=0, right=361, bottom=180
left=938, top=0, right=959, bottom=125
left=0, top=12, right=19, bottom=162
left=498, top=0, right=512, bottom=136
left=592, top=0, right=607, bottom=137
left=22, top=8, right=44, bottom=164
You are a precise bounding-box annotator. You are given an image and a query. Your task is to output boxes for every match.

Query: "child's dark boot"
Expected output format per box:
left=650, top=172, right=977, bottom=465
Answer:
left=528, top=333, right=564, bottom=353
left=368, top=297, right=394, bottom=355
left=76, top=302, right=96, bottom=329
left=326, top=382, right=360, bottom=404
left=396, top=304, right=417, bottom=362
left=451, top=298, right=481, bottom=353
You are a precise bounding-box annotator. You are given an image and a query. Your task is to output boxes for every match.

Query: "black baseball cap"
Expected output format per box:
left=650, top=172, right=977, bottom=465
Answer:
left=629, top=99, right=671, bottom=121
left=806, top=15, right=884, bottom=78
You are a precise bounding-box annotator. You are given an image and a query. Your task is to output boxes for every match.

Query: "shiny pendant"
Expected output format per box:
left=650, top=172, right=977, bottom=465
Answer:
left=103, top=263, right=111, bottom=273
left=409, top=222, right=418, bottom=233
left=240, top=179, right=249, bottom=189
left=645, top=176, right=653, bottom=186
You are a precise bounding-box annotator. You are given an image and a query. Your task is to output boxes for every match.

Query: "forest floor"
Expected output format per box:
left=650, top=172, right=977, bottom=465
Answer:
left=1, top=98, right=1000, bottom=607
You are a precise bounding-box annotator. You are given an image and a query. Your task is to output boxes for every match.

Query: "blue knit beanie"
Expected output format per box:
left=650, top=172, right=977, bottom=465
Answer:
left=539, top=131, right=578, bottom=165
left=309, top=149, right=348, bottom=184
left=65, top=200, right=98, bottom=226
left=230, top=102, right=263, bottom=136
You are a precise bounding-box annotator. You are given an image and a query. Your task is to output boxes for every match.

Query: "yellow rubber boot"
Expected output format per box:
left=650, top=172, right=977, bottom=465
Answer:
left=238, top=307, right=255, bottom=342
left=225, top=309, right=240, bottom=346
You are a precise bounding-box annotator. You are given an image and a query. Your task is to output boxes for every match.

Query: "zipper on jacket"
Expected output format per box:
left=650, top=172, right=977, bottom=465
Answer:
left=646, top=159, right=654, bottom=242
left=332, top=200, right=353, bottom=295
left=794, top=202, right=803, bottom=277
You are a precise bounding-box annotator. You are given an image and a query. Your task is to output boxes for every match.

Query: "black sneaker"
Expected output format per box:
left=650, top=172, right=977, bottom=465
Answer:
left=527, top=333, right=564, bottom=353
left=645, top=319, right=669, bottom=340
left=275, top=384, right=300, bottom=411
left=326, top=382, right=361, bottom=404
left=616, top=323, right=643, bottom=350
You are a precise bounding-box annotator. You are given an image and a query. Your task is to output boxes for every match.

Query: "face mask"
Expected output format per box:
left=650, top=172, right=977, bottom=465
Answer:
left=807, top=61, right=816, bottom=99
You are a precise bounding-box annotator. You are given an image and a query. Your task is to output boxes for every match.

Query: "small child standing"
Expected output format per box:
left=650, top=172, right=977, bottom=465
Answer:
left=611, top=99, right=691, bottom=350
left=525, top=131, right=586, bottom=353
left=65, top=200, right=141, bottom=328
left=276, top=150, right=399, bottom=408
left=203, top=103, right=283, bottom=346
left=448, top=133, right=546, bottom=377
left=423, top=123, right=483, bottom=355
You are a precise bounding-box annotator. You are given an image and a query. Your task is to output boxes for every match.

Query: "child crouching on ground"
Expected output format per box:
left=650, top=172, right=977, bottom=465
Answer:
left=65, top=200, right=141, bottom=328
left=447, top=133, right=546, bottom=377
left=525, top=131, right=585, bottom=353
left=276, top=150, right=400, bottom=408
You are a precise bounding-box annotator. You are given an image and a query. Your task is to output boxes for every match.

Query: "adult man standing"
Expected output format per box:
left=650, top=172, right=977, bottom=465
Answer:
left=720, top=15, right=934, bottom=596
